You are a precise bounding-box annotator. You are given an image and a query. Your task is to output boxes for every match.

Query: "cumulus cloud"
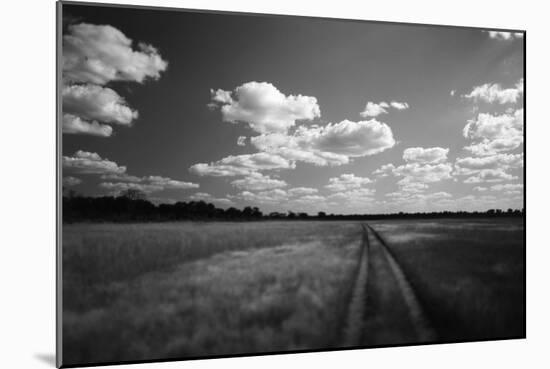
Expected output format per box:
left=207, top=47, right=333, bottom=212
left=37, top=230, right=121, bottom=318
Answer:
left=490, top=183, right=523, bottom=192
left=230, top=172, right=287, bottom=191
left=394, top=163, right=454, bottom=184
left=63, top=176, right=82, bottom=186
left=63, top=23, right=168, bottom=85
left=360, top=101, right=409, bottom=117
left=63, top=84, right=138, bottom=125
left=233, top=189, right=289, bottom=204
left=100, top=176, right=198, bottom=194
left=325, top=174, right=372, bottom=192
left=464, top=80, right=523, bottom=104
left=372, top=163, right=396, bottom=177
left=252, top=119, right=396, bottom=166
left=390, top=101, right=409, bottom=110
left=486, top=31, right=524, bottom=41
left=62, top=113, right=113, bottom=137
left=64, top=150, right=198, bottom=194
left=403, top=147, right=449, bottom=164
left=463, top=168, right=517, bottom=183
left=288, top=187, right=319, bottom=196
left=189, top=153, right=294, bottom=177
left=208, top=82, right=320, bottom=134
left=326, top=188, right=375, bottom=205
left=63, top=150, right=126, bottom=174
left=463, top=109, right=523, bottom=156
left=360, top=102, right=389, bottom=118
left=454, top=153, right=523, bottom=176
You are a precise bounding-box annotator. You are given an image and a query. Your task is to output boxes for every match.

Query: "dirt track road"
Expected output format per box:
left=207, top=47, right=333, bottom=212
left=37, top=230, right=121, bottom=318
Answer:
left=342, top=224, right=437, bottom=347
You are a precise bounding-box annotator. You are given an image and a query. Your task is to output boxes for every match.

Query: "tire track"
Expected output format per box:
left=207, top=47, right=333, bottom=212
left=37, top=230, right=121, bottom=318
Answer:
left=365, top=224, right=437, bottom=342
left=341, top=224, right=370, bottom=346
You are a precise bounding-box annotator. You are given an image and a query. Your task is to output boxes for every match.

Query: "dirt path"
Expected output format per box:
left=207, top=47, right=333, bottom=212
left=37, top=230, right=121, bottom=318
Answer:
left=342, top=224, right=437, bottom=347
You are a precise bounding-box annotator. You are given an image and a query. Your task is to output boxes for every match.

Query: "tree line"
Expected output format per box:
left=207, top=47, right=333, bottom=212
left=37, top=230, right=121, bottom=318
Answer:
left=62, top=189, right=524, bottom=223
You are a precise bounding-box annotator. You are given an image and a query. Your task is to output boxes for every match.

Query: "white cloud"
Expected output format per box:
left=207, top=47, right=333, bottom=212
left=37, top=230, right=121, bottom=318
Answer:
left=230, top=172, right=287, bottom=191
left=145, top=176, right=199, bottom=190
left=390, top=101, right=409, bottom=110
left=372, top=163, right=396, bottom=177
left=327, top=188, right=375, bottom=205
left=486, top=31, right=524, bottom=41
left=403, top=147, right=449, bottom=164
left=464, top=80, right=523, bottom=104
left=454, top=153, right=523, bottom=175
left=473, top=186, right=487, bottom=192
left=63, top=150, right=126, bottom=174
left=100, top=176, right=198, bottom=194
left=360, top=101, right=389, bottom=117
left=450, top=90, right=456, bottom=97
left=209, top=82, right=320, bottom=134
left=189, top=152, right=294, bottom=177
left=63, top=176, right=82, bottom=187
left=62, top=114, right=113, bottom=137
left=237, top=136, right=247, bottom=146
left=393, top=162, right=454, bottom=183
left=99, top=181, right=164, bottom=194
left=463, top=169, right=518, bottom=183
left=63, top=23, right=168, bottom=85
left=490, top=183, right=523, bottom=192
left=325, top=173, right=372, bottom=192
left=463, top=109, right=523, bottom=156
left=360, top=101, right=409, bottom=118
left=249, top=119, right=396, bottom=167
left=288, top=187, right=319, bottom=196
left=234, top=189, right=289, bottom=204
left=398, top=181, right=428, bottom=193
left=64, top=150, right=198, bottom=194
left=63, top=84, right=138, bottom=125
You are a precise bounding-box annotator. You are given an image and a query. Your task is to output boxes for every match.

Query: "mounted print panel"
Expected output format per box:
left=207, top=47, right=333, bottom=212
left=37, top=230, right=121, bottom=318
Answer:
left=57, top=1, right=525, bottom=367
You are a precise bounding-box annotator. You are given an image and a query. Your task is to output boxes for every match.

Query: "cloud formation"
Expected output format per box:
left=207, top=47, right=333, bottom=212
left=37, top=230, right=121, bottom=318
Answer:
left=325, top=174, right=372, bottom=192
left=63, top=23, right=168, bottom=85
left=403, top=147, right=449, bottom=164
left=62, top=114, right=113, bottom=137
left=189, top=153, right=294, bottom=177
left=252, top=119, right=396, bottom=166
left=462, top=109, right=523, bottom=156
left=463, top=80, right=523, bottom=104
left=208, top=82, right=321, bottom=134
left=360, top=101, right=409, bottom=117
left=63, top=150, right=126, bottom=174
left=230, top=172, right=287, bottom=191
left=63, top=150, right=198, bottom=194
left=63, top=84, right=138, bottom=125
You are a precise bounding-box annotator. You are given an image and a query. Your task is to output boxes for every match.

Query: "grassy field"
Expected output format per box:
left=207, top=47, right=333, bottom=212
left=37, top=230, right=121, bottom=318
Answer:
left=62, top=218, right=525, bottom=365
left=62, top=221, right=362, bottom=365
left=370, top=218, right=525, bottom=342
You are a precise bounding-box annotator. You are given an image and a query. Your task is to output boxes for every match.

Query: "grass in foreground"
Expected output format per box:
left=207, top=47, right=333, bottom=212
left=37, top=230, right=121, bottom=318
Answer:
left=62, top=221, right=361, bottom=365
left=370, top=218, right=525, bottom=342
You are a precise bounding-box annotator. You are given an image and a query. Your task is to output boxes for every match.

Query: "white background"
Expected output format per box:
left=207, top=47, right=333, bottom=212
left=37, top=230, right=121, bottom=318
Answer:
left=0, top=0, right=548, bottom=368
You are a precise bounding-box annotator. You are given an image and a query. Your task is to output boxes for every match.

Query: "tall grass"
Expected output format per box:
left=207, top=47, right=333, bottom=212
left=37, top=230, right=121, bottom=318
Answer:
left=62, top=221, right=362, bottom=365
left=370, top=218, right=525, bottom=342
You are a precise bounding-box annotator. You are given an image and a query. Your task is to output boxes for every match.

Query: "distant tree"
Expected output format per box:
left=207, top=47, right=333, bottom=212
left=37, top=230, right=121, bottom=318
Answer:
left=287, top=211, right=296, bottom=219
left=318, top=211, right=326, bottom=218
left=119, top=189, right=147, bottom=201
left=298, top=212, right=309, bottom=219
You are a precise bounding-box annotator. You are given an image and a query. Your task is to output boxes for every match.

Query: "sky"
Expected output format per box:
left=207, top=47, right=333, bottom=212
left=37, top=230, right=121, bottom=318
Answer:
left=60, top=3, right=524, bottom=215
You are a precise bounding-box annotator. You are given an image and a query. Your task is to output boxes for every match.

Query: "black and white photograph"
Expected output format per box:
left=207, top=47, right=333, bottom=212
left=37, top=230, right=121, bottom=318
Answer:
left=58, top=1, right=525, bottom=367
